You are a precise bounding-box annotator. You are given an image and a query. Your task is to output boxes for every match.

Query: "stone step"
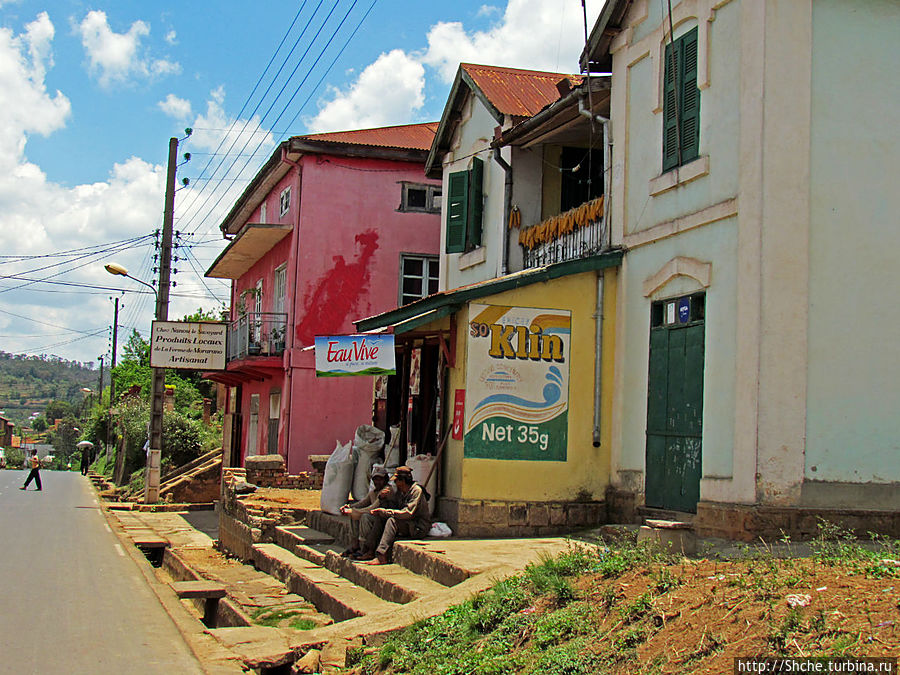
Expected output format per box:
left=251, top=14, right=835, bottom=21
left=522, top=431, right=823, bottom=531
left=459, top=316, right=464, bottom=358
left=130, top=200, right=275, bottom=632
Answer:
left=252, top=543, right=395, bottom=623
left=392, top=541, right=471, bottom=587
left=320, top=549, right=448, bottom=604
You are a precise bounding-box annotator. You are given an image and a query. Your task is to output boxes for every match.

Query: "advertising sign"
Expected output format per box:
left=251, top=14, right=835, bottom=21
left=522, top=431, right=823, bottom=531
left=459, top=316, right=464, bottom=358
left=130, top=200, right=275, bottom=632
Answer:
left=150, top=321, right=226, bottom=370
left=314, top=335, right=395, bottom=377
left=464, top=304, right=570, bottom=461
left=452, top=389, right=466, bottom=440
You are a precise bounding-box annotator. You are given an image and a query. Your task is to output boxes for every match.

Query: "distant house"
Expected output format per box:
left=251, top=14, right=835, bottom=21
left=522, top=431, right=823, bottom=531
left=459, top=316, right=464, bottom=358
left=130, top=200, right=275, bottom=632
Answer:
left=583, top=0, right=900, bottom=538
left=356, top=64, right=623, bottom=536
left=205, top=124, right=441, bottom=473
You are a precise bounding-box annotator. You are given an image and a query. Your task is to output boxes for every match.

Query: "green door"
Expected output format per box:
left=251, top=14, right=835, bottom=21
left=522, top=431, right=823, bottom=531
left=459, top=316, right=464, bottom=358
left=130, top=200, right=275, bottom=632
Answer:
left=645, top=294, right=705, bottom=513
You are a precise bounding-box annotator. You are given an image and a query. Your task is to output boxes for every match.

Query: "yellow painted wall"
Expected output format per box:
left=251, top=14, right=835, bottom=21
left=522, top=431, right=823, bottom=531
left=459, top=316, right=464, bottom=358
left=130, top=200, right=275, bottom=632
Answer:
left=436, top=267, right=618, bottom=503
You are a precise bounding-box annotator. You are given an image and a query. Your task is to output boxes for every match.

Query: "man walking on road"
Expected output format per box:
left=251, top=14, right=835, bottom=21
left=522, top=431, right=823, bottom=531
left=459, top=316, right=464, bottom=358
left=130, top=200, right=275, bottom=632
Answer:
left=20, top=451, right=42, bottom=491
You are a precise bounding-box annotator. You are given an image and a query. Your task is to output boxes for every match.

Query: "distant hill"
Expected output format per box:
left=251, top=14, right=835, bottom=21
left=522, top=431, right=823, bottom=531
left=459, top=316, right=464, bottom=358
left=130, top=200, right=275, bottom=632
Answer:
left=0, top=351, right=101, bottom=424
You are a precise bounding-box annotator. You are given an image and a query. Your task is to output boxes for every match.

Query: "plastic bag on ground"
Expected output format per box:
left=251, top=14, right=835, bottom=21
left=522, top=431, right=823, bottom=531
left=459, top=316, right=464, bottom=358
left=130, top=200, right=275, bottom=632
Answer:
left=320, top=441, right=354, bottom=515
left=351, top=425, right=385, bottom=501
left=429, top=522, right=452, bottom=538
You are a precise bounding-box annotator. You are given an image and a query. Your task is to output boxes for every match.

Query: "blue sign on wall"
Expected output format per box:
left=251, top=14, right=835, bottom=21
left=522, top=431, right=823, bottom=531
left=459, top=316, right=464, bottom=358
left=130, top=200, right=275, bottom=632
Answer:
left=677, top=297, right=691, bottom=324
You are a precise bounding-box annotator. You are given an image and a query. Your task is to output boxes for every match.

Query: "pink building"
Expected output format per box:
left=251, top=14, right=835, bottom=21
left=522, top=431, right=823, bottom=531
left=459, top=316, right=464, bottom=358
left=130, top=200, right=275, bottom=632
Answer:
left=205, top=124, right=441, bottom=473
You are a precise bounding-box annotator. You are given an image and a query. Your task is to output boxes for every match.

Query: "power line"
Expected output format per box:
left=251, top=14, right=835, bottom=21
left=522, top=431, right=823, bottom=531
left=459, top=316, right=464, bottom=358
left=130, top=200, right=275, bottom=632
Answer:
left=182, top=0, right=371, bottom=240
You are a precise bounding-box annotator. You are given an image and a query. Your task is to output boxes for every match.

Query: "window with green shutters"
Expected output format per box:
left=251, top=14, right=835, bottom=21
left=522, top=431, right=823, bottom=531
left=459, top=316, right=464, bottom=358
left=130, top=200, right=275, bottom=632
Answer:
left=445, top=157, right=484, bottom=253
left=662, top=27, right=700, bottom=172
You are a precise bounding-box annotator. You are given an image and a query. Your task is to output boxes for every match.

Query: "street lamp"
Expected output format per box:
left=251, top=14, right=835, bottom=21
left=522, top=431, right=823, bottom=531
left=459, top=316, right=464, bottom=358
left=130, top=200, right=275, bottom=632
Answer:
left=103, top=261, right=164, bottom=503
left=104, top=263, right=159, bottom=302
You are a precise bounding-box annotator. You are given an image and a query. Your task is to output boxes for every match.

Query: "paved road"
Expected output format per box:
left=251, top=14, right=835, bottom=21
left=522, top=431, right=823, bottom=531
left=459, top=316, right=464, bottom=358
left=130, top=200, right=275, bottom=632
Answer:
left=0, top=469, right=204, bottom=674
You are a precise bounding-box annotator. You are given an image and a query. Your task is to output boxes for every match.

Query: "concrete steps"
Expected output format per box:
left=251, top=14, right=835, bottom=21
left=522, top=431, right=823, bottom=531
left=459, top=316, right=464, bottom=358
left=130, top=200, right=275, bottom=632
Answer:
left=275, top=525, right=450, bottom=604
left=252, top=543, right=395, bottom=623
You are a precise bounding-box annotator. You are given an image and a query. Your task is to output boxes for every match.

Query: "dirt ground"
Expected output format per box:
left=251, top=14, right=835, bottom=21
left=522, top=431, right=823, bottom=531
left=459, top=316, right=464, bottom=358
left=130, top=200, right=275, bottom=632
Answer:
left=240, top=487, right=322, bottom=510
left=575, top=558, right=900, bottom=673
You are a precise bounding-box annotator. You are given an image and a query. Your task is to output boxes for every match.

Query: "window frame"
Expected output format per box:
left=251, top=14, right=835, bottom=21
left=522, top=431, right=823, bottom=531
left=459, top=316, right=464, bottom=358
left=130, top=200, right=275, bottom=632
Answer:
left=279, top=187, right=291, bottom=217
left=399, top=253, right=440, bottom=306
left=662, top=27, right=701, bottom=173
left=445, top=156, right=484, bottom=254
left=398, top=182, right=442, bottom=214
left=272, top=263, right=287, bottom=315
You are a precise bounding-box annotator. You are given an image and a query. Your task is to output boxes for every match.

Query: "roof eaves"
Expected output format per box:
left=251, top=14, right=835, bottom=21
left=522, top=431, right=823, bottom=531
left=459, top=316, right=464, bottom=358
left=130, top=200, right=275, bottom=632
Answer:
left=288, top=137, right=428, bottom=163
left=580, top=0, right=631, bottom=73
left=494, top=77, right=611, bottom=148
left=355, top=250, right=624, bottom=332
left=218, top=140, right=290, bottom=235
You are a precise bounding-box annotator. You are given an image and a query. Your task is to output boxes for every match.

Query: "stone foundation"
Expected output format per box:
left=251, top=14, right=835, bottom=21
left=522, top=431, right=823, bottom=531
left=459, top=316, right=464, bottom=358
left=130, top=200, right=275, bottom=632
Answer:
left=695, top=501, right=900, bottom=541
left=243, top=454, right=322, bottom=490
left=437, top=497, right=606, bottom=537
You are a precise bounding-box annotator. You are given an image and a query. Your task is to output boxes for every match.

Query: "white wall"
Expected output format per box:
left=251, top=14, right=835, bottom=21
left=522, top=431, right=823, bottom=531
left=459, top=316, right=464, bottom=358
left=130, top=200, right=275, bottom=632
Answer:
left=439, top=95, right=509, bottom=291
left=805, top=0, right=900, bottom=485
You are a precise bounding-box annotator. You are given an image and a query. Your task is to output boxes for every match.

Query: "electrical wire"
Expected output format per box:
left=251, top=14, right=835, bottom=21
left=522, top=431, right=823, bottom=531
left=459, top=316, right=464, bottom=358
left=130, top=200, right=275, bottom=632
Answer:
left=180, top=0, right=372, bottom=240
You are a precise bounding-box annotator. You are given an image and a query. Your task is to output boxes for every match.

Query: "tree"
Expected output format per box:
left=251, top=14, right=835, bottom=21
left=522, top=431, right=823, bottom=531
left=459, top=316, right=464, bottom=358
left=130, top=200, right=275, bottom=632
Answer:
left=182, top=306, right=228, bottom=322
left=31, top=416, right=47, bottom=432
left=45, top=400, right=74, bottom=425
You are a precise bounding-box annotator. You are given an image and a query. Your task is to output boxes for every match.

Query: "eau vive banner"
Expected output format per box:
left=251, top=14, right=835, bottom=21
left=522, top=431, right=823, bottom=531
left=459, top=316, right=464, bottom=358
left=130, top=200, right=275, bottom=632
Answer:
left=464, top=304, right=571, bottom=461
left=314, top=335, right=395, bottom=377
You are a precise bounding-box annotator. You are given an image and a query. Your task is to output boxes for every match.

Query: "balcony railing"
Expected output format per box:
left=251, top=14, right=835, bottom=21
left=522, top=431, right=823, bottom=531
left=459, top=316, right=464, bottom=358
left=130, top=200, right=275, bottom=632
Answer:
left=227, top=312, right=287, bottom=361
left=519, top=196, right=607, bottom=269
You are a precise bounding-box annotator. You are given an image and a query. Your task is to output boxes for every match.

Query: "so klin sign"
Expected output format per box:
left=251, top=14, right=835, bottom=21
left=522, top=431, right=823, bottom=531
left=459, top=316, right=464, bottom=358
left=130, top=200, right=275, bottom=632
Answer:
left=464, top=304, right=571, bottom=461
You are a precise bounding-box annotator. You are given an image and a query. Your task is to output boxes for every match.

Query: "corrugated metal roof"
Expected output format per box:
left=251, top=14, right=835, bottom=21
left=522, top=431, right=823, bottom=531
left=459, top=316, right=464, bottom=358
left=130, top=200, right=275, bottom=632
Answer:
left=301, top=122, right=439, bottom=151
left=461, top=63, right=582, bottom=118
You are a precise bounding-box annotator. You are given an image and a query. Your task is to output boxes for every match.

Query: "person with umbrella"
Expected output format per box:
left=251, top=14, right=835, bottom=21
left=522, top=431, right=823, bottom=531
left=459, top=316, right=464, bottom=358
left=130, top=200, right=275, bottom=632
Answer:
left=78, top=441, right=94, bottom=476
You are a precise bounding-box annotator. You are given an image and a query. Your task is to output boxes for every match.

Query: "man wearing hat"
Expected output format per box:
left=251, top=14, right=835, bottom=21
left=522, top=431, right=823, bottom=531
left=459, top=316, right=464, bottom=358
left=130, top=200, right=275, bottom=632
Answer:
left=361, top=465, right=430, bottom=565
left=340, top=465, right=394, bottom=558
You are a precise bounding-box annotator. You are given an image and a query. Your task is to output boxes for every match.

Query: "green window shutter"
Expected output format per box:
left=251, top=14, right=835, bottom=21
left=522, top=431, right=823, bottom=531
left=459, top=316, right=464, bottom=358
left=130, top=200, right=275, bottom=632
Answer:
left=467, top=156, right=484, bottom=247
left=446, top=170, right=468, bottom=253
left=662, top=27, right=701, bottom=172
left=679, top=28, right=700, bottom=164
left=662, top=39, right=681, bottom=172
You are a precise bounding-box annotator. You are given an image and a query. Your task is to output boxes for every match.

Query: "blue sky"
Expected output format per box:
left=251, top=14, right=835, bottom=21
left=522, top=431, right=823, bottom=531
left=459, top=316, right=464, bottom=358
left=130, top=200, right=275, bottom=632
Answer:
left=0, top=0, right=603, bottom=366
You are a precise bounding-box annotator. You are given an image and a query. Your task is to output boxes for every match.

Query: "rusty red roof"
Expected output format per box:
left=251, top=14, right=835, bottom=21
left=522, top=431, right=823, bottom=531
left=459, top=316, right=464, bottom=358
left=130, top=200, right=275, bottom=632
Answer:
left=301, top=122, right=439, bottom=151
left=461, top=63, right=582, bottom=118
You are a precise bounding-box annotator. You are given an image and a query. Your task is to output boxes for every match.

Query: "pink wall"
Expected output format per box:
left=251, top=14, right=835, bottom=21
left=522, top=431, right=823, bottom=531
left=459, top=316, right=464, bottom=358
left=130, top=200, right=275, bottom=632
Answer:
left=231, top=153, right=440, bottom=473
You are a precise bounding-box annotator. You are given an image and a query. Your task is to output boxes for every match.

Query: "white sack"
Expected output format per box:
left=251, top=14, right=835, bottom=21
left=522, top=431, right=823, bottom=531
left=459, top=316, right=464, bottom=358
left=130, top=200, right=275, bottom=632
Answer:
left=406, top=454, right=438, bottom=516
left=351, top=425, right=385, bottom=501
left=320, top=440, right=354, bottom=515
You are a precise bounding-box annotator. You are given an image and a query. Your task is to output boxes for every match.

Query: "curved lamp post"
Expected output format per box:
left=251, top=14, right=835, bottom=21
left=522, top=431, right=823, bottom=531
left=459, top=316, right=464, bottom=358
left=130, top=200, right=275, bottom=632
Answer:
left=104, top=263, right=159, bottom=303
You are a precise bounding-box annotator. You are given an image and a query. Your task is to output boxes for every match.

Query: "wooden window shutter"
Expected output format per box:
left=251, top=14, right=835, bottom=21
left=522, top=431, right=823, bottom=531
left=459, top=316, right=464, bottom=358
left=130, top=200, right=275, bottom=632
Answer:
left=679, top=28, right=700, bottom=164
left=446, top=170, right=468, bottom=253
left=662, top=39, right=681, bottom=172
left=467, top=156, right=484, bottom=247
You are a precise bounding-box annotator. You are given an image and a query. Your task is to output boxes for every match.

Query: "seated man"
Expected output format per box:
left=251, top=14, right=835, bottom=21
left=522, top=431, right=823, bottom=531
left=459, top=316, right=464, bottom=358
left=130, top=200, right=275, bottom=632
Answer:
left=339, top=465, right=393, bottom=558
left=361, top=466, right=430, bottom=565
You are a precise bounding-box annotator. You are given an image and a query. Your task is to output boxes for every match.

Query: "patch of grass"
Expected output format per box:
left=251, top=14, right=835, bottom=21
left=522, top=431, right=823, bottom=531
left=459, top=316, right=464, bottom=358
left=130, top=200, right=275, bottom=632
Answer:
left=529, top=636, right=607, bottom=675
left=620, top=591, right=654, bottom=624
left=251, top=607, right=316, bottom=629
left=596, top=538, right=679, bottom=579
left=810, top=519, right=900, bottom=578
left=532, top=602, right=592, bottom=648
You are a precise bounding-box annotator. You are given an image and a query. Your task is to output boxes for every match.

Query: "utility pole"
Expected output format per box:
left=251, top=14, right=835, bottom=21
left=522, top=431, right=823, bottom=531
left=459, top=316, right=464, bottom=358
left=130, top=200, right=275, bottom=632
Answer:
left=111, top=297, right=124, bottom=477
left=145, top=137, right=178, bottom=503
left=97, top=355, right=104, bottom=405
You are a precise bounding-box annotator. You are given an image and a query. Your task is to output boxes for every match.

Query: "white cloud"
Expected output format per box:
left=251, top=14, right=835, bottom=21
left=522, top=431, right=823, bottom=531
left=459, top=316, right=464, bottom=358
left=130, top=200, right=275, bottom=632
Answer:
left=0, top=19, right=245, bottom=362
left=307, top=49, right=425, bottom=133
left=76, top=10, right=181, bottom=87
left=158, top=93, right=192, bottom=119
left=305, top=0, right=603, bottom=132
left=165, top=29, right=177, bottom=45
left=423, top=0, right=603, bottom=82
